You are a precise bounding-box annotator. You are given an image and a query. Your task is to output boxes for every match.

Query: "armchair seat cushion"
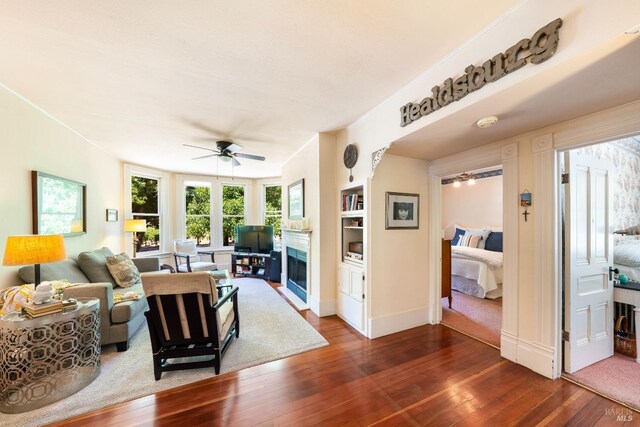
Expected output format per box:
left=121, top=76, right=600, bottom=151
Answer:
left=176, top=262, right=217, bottom=273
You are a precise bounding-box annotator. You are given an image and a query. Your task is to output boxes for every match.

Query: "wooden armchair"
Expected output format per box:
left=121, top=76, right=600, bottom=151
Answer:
left=141, top=271, right=240, bottom=380
left=173, top=240, right=217, bottom=273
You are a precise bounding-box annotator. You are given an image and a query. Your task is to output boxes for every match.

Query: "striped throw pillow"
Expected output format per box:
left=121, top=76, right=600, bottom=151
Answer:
left=457, top=233, right=482, bottom=248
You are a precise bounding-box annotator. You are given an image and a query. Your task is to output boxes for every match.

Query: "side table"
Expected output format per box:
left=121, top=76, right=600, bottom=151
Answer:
left=0, top=297, right=101, bottom=413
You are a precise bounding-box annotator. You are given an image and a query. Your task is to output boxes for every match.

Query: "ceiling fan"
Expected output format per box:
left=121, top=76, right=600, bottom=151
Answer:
left=183, top=140, right=265, bottom=167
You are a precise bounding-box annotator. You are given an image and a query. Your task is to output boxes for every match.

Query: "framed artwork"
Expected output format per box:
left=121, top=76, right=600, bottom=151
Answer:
left=32, top=171, right=86, bottom=236
left=288, top=179, right=305, bottom=219
left=106, top=209, right=118, bottom=222
left=520, top=191, right=532, bottom=207
left=385, top=192, right=419, bottom=230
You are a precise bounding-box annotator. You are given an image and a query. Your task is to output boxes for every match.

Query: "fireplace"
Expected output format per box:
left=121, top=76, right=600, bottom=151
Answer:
left=287, top=247, right=307, bottom=302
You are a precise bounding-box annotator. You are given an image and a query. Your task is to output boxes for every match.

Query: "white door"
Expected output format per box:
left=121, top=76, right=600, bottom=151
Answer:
left=564, top=151, right=614, bottom=373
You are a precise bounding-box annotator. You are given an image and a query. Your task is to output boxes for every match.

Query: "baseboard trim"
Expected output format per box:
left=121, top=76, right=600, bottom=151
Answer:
left=369, top=306, right=429, bottom=339
left=307, top=294, right=336, bottom=317
left=500, top=330, right=518, bottom=362
left=515, top=337, right=555, bottom=379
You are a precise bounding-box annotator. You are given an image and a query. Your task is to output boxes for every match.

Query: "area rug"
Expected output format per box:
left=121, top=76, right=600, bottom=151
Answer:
left=441, top=290, right=502, bottom=348
left=3, top=278, right=328, bottom=426
left=564, top=353, right=640, bottom=411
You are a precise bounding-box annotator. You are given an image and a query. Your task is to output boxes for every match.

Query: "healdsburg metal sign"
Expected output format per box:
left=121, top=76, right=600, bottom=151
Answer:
left=400, top=18, right=563, bottom=127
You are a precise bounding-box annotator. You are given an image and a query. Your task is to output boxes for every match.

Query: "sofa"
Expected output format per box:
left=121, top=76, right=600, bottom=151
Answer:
left=18, top=247, right=170, bottom=351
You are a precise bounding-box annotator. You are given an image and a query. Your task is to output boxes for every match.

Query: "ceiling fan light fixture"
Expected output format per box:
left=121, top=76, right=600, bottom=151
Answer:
left=219, top=155, right=232, bottom=163
left=476, top=115, right=498, bottom=129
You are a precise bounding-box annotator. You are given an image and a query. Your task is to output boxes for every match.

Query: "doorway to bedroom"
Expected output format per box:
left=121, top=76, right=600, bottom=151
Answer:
left=440, top=166, right=503, bottom=348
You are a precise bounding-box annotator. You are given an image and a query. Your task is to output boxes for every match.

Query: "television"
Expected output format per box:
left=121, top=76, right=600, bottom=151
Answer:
left=234, top=225, right=274, bottom=254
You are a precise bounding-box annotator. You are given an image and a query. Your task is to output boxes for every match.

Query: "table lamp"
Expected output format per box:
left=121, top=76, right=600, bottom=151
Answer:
left=124, top=219, right=147, bottom=257
left=3, top=234, right=67, bottom=287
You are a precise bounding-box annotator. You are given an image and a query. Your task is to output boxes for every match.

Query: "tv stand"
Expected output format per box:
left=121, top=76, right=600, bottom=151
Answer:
left=232, top=252, right=271, bottom=280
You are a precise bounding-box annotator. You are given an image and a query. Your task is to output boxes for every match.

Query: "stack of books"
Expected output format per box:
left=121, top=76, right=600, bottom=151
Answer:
left=22, top=300, right=63, bottom=318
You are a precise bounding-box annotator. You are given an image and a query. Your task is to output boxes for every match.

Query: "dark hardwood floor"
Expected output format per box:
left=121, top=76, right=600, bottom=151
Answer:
left=50, top=283, right=636, bottom=426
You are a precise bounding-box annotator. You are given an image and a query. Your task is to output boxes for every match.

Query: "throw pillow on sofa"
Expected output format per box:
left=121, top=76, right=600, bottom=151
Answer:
left=106, top=253, right=141, bottom=288
left=77, top=247, right=116, bottom=285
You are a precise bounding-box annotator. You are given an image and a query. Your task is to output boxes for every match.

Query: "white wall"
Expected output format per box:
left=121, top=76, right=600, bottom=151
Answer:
left=0, top=84, right=122, bottom=288
left=369, top=154, right=430, bottom=337
left=441, top=175, right=503, bottom=238
left=280, top=133, right=337, bottom=316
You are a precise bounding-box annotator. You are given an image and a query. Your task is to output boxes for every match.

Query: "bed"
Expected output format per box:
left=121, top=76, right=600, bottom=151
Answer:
left=449, top=226, right=503, bottom=299
left=614, top=240, right=640, bottom=284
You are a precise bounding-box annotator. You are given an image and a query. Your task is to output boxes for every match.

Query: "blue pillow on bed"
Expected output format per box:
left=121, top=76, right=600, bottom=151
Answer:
left=485, top=232, right=503, bottom=252
left=452, top=227, right=466, bottom=246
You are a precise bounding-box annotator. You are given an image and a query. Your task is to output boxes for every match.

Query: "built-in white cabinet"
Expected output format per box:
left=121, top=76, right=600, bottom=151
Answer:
left=338, top=262, right=365, bottom=331
left=338, top=182, right=367, bottom=335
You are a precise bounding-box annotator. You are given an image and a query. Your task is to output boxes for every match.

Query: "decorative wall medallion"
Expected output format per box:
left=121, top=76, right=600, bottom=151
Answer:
left=343, top=144, right=358, bottom=182
left=371, top=146, right=388, bottom=176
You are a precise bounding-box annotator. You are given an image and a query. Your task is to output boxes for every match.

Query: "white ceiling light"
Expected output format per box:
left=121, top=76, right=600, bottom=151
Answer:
left=476, top=115, right=499, bottom=129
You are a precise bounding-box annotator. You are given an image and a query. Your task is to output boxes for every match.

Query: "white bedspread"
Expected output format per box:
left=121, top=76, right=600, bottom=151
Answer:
left=451, top=246, right=503, bottom=269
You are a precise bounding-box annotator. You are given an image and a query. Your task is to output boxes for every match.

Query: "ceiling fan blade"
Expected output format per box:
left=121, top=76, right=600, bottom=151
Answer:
left=235, top=152, right=265, bottom=161
left=225, top=143, right=243, bottom=153
left=192, top=154, right=218, bottom=160
left=232, top=157, right=241, bottom=167
left=183, top=143, right=218, bottom=153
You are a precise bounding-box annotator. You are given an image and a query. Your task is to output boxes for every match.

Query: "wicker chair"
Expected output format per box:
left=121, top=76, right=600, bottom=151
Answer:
left=141, top=272, right=239, bottom=380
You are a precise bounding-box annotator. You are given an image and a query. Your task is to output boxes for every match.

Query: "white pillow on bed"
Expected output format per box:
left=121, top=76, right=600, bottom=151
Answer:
left=454, top=224, right=491, bottom=249
left=614, top=242, right=640, bottom=267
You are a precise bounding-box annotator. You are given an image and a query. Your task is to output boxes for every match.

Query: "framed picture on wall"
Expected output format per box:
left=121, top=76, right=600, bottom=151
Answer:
left=385, top=192, right=419, bottom=229
left=106, top=209, right=118, bottom=222
left=288, top=179, right=305, bottom=219
left=32, top=171, right=87, bottom=236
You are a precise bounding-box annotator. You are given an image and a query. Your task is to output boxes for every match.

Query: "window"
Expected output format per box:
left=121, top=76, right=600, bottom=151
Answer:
left=264, top=185, right=282, bottom=240
left=185, top=184, right=211, bottom=247
left=131, top=176, right=160, bottom=253
left=222, top=185, right=245, bottom=246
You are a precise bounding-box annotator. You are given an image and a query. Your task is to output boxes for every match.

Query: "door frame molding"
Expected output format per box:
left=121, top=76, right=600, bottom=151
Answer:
left=553, top=101, right=640, bottom=378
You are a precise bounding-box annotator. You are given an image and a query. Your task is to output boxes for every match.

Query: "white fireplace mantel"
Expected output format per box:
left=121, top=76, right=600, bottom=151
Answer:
left=281, top=229, right=312, bottom=311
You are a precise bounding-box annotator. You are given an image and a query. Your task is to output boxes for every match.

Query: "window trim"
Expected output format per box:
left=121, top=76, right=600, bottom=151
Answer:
left=263, top=183, right=282, bottom=239
left=124, top=164, right=170, bottom=257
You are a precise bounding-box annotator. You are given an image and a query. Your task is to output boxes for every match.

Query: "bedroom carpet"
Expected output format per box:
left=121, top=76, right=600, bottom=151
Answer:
left=441, top=290, right=501, bottom=348
left=4, top=278, right=329, bottom=427
left=564, top=353, right=640, bottom=411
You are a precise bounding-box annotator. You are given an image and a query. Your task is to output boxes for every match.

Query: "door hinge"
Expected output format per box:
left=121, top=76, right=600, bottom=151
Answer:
left=562, top=331, right=570, bottom=341
left=362, top=294, right=365, bottom=300
left=561, top=173, right=569, bottom=184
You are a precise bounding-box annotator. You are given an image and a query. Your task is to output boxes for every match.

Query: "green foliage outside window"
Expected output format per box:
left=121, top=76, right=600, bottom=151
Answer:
left=222, top=185, right=245, bottom=246
left=131, top=176, right=160, bottom=252
left=264, top=185, right=282, bottom=239
left=186, top=186, right=211, bottom=246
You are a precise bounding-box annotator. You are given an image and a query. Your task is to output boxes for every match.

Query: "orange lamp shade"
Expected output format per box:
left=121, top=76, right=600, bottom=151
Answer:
left=3, top=234, right=67, bottom=266
left=124, top=219, right=147, bottom=233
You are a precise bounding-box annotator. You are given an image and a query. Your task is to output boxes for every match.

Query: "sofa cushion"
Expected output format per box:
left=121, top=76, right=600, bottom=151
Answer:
left=111, top=282, right=147, bottom=323
left=18, top=259, right=89, bottom=284
left=77, top=247, right=116, bottom=285
left=106, top=253, right=141, bottom=288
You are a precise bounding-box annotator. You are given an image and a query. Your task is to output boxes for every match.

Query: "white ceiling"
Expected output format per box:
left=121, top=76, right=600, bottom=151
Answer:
left=0, top=0, right=520, bottom=178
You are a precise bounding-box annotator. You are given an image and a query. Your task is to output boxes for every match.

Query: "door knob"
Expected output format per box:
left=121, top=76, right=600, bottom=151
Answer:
left=609, top=266, right=619, bottom=281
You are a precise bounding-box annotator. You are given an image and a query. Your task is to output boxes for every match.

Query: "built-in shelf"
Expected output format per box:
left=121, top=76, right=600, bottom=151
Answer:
left=341, top=209, right=364, bottom=217
left=343, top=226, right=364, bottom=230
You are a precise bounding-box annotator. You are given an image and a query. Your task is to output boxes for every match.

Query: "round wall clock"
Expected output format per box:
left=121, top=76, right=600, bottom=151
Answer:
left=343, top=144, right=358, bottom=182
